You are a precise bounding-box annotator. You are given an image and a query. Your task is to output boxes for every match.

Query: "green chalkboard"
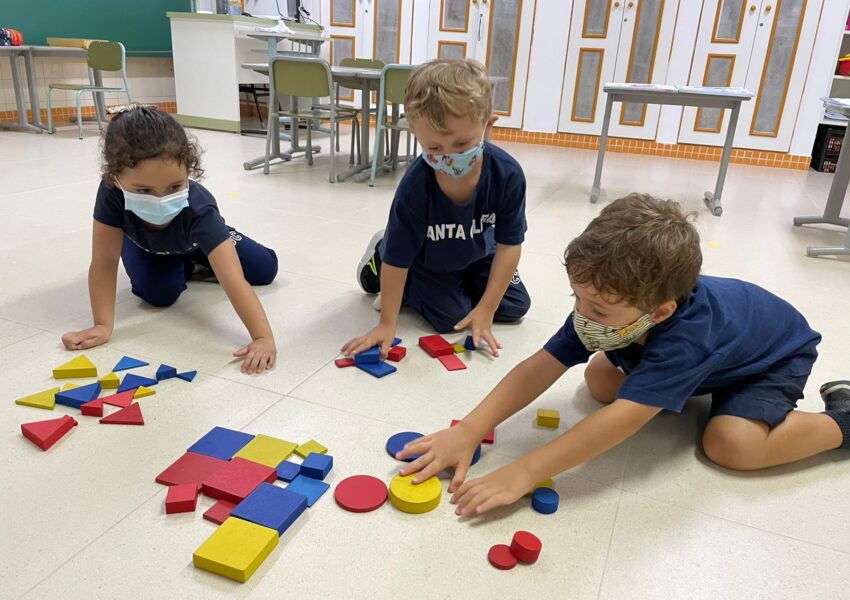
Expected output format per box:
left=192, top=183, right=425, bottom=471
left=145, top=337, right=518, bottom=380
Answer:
left=2, top=0, right=193, bottom=57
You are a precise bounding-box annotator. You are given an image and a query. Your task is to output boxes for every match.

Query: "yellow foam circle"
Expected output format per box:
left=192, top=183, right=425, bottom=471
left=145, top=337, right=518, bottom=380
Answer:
left=389, top=474, right=442, bottom=514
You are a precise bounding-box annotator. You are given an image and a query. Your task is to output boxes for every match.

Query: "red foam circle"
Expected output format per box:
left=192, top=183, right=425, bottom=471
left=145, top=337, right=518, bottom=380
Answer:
left=334, top=475, right=388, bottom=513
left=488, top=544, right=518, bottom=570
left=510, top=530, right=542, bottom=563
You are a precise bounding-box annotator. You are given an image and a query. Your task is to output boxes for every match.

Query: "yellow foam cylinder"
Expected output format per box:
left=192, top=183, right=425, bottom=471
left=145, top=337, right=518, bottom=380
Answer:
left=389, top=474, right=442, bottom=514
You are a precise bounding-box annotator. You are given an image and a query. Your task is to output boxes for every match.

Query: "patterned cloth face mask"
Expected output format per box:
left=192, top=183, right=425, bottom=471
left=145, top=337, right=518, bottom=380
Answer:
left=572, top=309, right=656, bottom=352
left=118, top=183, right=190, bottom=226
left=422, top=140, right=485, bottom=179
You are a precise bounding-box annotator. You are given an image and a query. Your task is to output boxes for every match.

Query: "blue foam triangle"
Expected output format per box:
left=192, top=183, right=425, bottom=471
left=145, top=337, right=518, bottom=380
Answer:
left=55, top=382, right=102, bottom=409
left=156, top=364, right=177, bottom=381
left=113, top=356, right=150, bottom=372
left=176, top=370, right=197, bottom=382
left=117, top=373, right=158, bottom=392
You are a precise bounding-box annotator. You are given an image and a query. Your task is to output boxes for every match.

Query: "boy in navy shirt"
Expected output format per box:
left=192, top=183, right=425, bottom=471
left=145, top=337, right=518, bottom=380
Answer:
left=397, top=194, right=848, bottom=516
left=342, top=59, right=530, bottom=359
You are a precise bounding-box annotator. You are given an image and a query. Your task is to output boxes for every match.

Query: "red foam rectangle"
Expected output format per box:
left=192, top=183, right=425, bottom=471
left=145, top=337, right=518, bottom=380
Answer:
left=156, top=451, right=229, bottom=487
left=165, top=482, right=200, bottom=514
left=203, top=499, right=237, bottom=524
left=387, top=346, right=406, bottom=362
left=419, top=335, right=454, bottom=358
left=438, top=354, right=467, bottom=371
left=450, top=419, right=495, bottom=444
left=201, top=457, right=277, bottom=504
left=335, top=357, right=355, bottom=368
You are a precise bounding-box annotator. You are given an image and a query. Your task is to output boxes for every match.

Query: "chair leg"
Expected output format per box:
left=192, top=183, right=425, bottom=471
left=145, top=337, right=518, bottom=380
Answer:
left=46, top=87, right=54, bottom=134
left=75, top=90, right=84, bottom=139
left=329, top=115, right=336, bottom=183
left=391, top=129, right=400, bottom=171
left=263, top=105, right=275, bottom=175
left=349, top=117, right=357, bottom=166
left=306, top=119, right=314, bottom=166
left=369, top=106, right=386, bottom=187
left=253, top=89, right=262, bottom=121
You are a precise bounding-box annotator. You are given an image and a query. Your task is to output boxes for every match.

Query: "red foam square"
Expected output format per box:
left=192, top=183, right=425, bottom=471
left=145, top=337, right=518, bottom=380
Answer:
left=165, top=482, right=199, bottom=514
left=201, top=457, right=277, bottom=504
left=203, top=499, right=237, bottom=524
left=156, top=451, right=229, bottom=487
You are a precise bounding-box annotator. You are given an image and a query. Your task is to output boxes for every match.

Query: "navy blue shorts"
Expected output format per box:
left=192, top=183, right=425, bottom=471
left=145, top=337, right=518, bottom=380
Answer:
left=708, top=369, right=810, bottom=428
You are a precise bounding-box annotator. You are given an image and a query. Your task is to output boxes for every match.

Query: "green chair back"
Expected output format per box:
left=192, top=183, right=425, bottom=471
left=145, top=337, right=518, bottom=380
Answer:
left=384, top=65, right=414, bottom=105
left=87, top=41, right=124, bottom=72
left=340, top=57, right=385, bottom=70
left=272, top=57, right=332, bottom=98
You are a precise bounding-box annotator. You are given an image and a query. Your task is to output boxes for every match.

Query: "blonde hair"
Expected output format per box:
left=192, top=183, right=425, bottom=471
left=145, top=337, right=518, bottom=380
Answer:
left=564, top=194, right=702, bottom=311
left=404, top=58, right=492, bottom=133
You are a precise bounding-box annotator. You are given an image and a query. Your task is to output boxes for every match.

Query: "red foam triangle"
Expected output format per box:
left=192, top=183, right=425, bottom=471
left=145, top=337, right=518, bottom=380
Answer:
left=99, top=402, right=144, bottom=425
left=101, top=390, right=136, bottom=408
left=21, top=415, right=78, bottom=450
left=81, top=398, right=105, bottom=417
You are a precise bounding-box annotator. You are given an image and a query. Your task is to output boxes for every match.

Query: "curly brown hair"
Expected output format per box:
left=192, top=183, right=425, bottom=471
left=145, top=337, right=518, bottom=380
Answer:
left=564, top=193, right=702, bottom=311
left=101, top=106, right=203, bottom=185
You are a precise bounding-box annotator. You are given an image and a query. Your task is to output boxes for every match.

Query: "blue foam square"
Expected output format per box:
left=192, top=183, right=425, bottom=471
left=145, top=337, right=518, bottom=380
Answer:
left=464, top=335, right=476, bottom=351
left=300, top=453, right=333, bottom=480
left=356, top=361, right=397, bottom=379
left=354, top=346, right=380, bottom=364
left=187, top=426, right=255, bottom=461
left=276, top=460, right=300, bottom=482
left=231, top=483, right=307, bottom=536
left=286, top=475, right=329, bottom=507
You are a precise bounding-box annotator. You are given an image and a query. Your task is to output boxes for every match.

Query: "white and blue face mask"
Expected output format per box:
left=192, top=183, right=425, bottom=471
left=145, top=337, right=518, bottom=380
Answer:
left=118, top=182, right=190, bottom=226
left=422, top=140, right=485, bottom=179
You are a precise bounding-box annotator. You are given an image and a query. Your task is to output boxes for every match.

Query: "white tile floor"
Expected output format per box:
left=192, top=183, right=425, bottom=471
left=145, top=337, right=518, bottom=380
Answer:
left=2, top=123, right=850, bottom=599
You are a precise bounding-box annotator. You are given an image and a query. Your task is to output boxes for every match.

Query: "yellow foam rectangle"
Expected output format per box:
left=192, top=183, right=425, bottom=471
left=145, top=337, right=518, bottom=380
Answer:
left=452, top=344, right=465, bottom=353
left=233, top=434, right=297, bottom=467
left=536, top=409, right=560, bottom=428
left=193, top=517, right=278, bottom=583
left=294, top=439, right=327, bottom=458
left=99, top=373, right=120, bottom=389
left=53, top=355, right=97, bottom=379
left=15, top=387, right=60, bottom=410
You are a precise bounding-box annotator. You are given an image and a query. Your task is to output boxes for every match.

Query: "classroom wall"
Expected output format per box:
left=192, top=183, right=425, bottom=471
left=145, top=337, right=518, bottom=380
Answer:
left=0, top=58, right=176, bottom=113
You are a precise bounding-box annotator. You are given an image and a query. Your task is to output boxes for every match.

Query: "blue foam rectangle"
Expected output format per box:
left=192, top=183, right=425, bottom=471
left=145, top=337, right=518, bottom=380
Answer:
left=188, top=426, right=255, bottom=461
left=356, top=361, right=396, bottom=379
left=300, top=453, right=333, bottom=480
left=354, top=346, right=380, bottom=364
left=231, top=482, right=307, bottom=536
left=286, top=475, right=329, bottom=507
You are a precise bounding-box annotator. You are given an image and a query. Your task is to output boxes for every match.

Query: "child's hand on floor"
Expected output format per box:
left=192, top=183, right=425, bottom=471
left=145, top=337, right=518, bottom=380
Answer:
left=450, top=462, right=534, bottom=517
left=341, top=323, right=396, bottom=359
left=233, top=336, right=276, bottom=374
left=61, top=325, right=111, bottom=350
left=454, top=306, right=503, bottom=357
left=397, top=422, right=481, bottom=492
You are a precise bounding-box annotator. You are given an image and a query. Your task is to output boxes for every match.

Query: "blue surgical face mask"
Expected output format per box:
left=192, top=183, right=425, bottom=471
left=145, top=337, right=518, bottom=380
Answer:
left=118, top=182, right=190, bottom=226
left=422, top=140, right=485, bottom=179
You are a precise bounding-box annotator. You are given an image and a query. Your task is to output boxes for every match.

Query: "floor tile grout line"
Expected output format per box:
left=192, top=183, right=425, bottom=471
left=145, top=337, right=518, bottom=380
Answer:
left=595, top=487, right=624, bottom=600
left=618, top=488, right=850, bottom=558
left=0, top=329, right=45, bottom=352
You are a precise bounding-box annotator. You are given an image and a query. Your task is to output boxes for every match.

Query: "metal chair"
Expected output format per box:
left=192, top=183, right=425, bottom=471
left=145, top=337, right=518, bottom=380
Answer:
left=266, top=55, right=360, bottom=182
left=370, top=64, right=417, bottom=187
left=47, top=41, right=132, bottom=139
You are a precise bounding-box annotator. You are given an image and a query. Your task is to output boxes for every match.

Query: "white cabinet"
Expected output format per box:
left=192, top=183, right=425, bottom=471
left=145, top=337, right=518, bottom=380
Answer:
left=557, top=0, right=679, bottom=139
left=425, top=0, right=535, bottom=128
left=678, top=0, right=823, bottom=151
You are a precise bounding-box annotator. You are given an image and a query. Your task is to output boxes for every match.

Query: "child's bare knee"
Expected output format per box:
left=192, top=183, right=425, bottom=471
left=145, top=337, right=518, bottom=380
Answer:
left=702, top=421, right=764, bottom=471
left=584, top=355, right=624, bottom=404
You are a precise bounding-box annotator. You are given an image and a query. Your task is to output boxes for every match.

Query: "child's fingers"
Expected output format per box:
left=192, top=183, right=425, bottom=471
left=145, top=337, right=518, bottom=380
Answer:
left=448, top=463, right=469, bottom=493
left=77, top=337, right=101, bottom=350
left=412, top=458, right=446, bottom=484
left=450, top=478, right=477, bottom=504
left=474, top=494, right=506, bottom=515
left=241, top=351, right=256, bottom=373
left=340, top=338, right=361, bottom=356
left=458, top=486, right=490, bottom=516
left=395, top=437, right=430, bottom=461
left=453, top=316, right=471, bottom=331
left=233, top=346, right=249, bottom=357
left=482, top=331, right=500, bottom=357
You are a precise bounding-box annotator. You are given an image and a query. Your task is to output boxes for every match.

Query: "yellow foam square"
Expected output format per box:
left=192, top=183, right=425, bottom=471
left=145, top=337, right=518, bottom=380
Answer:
left=536, top=408, right=560, bottom=428
left=294, top=439, right=327, bottom=458
left=15, top=387, right=60, bottom=410
left=452, top=344, right=465, bottom=353
left=233, top=434, right=297, bottom=467
left=133, top=386, right=155, bottom=399
left=524, top=478, right=554, bottom=498
left=99, top=372, right=120, bottom=389
left=193, top=517, right=278, bottom=583
left=53, top=355, right=97, bottom=379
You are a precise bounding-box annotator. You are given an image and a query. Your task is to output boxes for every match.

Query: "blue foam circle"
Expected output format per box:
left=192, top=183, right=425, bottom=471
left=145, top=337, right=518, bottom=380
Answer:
left=386, top=431, right=424, bottom=462
left=531, top=487, right=559, bottom=514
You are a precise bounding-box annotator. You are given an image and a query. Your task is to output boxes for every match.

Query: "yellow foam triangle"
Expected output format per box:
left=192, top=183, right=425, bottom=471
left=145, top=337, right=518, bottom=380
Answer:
left=53, top=355, right=98, bottom=379
left=62, top=383, right=80, bottom=391
left=99, top=372, right=120, bottom=389
left=15, top=387, right=60, bottom=410
left=133, top=386, right=155, bottom=399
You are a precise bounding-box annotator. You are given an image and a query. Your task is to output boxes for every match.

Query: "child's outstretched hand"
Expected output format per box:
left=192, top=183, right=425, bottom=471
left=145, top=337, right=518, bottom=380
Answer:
left=454, top=306, right=502, bottom=357
left=61, top=325, right=111, bottom=350
left=341, top=322, right=396, bottom=359
left=397, top=422, right=481, bottom=492
left=234, top=336, right=276, bottom=374
left=450, top=462, right=533, bottom=517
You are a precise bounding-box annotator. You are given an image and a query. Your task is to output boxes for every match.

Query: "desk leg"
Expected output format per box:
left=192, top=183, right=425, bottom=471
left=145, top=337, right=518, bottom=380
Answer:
left=0, top=54, right=39, bottom=132
left=590, top=95, right=614, bottom=203
left=23, top=50, right=45, bottom=131
left=794, top=123, right=850, bottom=257
left=704, top=102, right=739, bottom=217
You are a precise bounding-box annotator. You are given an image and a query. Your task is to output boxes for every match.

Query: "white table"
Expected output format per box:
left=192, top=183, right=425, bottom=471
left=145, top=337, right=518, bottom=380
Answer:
left=240, top=62, right=382, bottom=179
left=593, top=83, right=753, bottom=216
left=793, top=98, right=850, bottom=257
left=0, top=45, right=105, bottom=133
